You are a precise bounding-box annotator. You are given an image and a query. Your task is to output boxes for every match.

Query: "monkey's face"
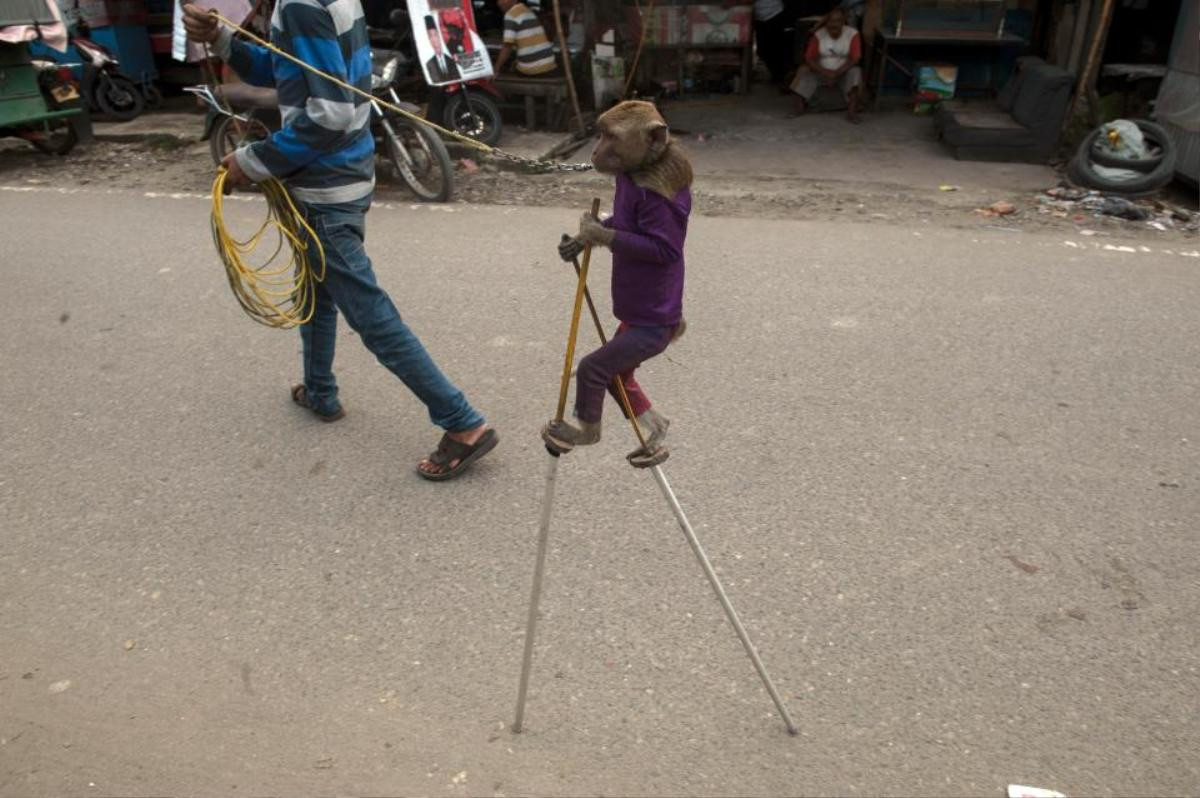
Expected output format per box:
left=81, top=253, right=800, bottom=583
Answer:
left=590, top=125, right=633, bottom=175
left=592, top=101, right=671, bottom=174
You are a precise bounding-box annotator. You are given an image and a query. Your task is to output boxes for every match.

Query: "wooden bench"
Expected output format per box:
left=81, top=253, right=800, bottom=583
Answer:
left=493, top=74, right=569, bottom=130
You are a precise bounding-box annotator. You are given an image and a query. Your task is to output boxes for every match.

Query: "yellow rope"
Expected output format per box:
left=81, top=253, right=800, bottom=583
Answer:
left=210, top=168, right=326, bottom=328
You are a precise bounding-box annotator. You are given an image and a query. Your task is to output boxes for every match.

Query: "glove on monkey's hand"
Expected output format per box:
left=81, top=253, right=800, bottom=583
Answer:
left=577, top=213, right=615, bottom=249
left=558, top=233, right=583, bottom=263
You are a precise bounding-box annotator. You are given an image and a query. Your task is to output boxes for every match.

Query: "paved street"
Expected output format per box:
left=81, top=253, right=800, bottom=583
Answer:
left=1, top=187, right=1198, bottom=796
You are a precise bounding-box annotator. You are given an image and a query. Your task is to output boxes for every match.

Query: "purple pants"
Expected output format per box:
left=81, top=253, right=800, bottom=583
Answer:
left=575, top=322, right=676, bottom=424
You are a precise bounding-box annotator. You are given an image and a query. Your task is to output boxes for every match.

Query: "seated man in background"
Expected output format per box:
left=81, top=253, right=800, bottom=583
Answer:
left=493, top=0, right=559, bottom=76
left=789, top=6, right=863, bottom=123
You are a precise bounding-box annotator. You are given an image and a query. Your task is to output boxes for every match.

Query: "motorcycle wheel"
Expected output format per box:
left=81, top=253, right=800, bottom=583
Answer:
left=94, top=74, right=144, bottom=121
left=29, top=120, right=78, bottom=156
left=384, top=116, right=453, bottom=203
left=443, top=92, right=502, bottom=147
left=210, top=113, right=273, bottom=166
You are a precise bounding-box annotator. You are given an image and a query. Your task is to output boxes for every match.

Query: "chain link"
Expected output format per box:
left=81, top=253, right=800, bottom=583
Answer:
left=488, top=150, right=594, bottom=173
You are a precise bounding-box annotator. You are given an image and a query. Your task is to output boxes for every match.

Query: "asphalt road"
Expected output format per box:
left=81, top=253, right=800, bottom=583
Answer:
left=1, top=187, right=1198, bottom=797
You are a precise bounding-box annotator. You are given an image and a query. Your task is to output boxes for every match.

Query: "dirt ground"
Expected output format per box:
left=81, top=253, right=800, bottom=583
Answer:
left=1, top=92, right=1197, bottom=244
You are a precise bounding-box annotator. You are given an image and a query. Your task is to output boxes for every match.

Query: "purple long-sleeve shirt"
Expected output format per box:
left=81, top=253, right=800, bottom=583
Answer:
left=601, top=172, right=691, bottom=327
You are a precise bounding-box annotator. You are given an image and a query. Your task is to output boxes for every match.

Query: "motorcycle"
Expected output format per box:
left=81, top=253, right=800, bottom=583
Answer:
left=374, top=7, right=503, bottom=147
left=71, top=32, right=145, bottom=121
left=190, top=52, right=454, bottom=203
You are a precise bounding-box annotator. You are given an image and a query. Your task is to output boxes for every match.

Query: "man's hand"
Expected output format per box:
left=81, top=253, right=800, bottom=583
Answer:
left=182, top=4, right=220, bottom=45
left=578, top=212, right=615, bottom=248
left=219, top=151, right=254, bottom=193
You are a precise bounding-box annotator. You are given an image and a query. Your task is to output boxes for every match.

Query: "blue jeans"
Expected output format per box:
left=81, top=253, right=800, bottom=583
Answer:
left=299, top=203, right=485, bottom=433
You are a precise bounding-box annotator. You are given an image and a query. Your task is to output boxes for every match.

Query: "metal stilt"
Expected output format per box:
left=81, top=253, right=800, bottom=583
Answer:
left=513, top=453, right=559, bottom=733
left=514, top=200, right=797, bottom=735
left=649, top=464, right=798, bottom=735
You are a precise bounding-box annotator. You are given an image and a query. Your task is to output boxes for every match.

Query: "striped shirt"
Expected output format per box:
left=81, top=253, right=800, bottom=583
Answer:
left=502, top=3, right=556, bottom=76
left=214, top=0, right=374, bottom=208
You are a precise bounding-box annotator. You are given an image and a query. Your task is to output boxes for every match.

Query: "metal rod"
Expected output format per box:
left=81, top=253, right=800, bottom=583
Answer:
left=513, top=453, right=559, bottom=733
left=649, top=465, right=798, bottom=735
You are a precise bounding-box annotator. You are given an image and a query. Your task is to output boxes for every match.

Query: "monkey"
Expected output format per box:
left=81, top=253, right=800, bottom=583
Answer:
left=542, top=100, right=693, bottom=468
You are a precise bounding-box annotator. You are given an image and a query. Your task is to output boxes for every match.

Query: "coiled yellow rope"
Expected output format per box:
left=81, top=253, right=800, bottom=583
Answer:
left=210, top=168, right=326, bottom=328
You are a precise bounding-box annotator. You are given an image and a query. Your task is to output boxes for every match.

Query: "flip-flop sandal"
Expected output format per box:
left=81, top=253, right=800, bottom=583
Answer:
left=627, top=444, right=669, bottom=468
left=540, top=420, right=576, bottom=455
left=417, top=428, right=499, bottom=482
left=291, top=384, right=345, bottom=422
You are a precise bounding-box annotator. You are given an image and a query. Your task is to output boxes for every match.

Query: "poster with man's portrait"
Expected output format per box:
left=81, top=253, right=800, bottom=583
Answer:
left=406, top=0, right=494, bottom=86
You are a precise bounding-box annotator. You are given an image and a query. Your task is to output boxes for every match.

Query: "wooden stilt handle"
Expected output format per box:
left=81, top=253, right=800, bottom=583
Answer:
left=554, top=198, right=602, bottom=422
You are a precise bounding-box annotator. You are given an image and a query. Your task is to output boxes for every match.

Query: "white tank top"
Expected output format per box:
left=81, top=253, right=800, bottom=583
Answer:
left=815, top=27, right=858, bottom=71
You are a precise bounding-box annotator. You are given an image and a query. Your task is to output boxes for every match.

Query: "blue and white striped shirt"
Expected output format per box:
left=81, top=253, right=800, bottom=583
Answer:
left=214, top=0, right=374, bottom=208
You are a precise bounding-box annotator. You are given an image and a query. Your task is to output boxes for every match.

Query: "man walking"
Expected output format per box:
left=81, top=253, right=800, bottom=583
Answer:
left=184, top=1, right=497, bottom=481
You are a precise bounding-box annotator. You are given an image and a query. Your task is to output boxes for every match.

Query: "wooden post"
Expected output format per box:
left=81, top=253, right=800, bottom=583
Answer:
left=551, top=0, right=587, bottom=134
left=1072, top=0, right=1116, bottom=127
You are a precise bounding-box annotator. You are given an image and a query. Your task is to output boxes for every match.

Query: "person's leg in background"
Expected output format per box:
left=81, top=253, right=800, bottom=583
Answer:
left=841, top=64, right=863, bottom=122
left=789, top=67, right=818, bottom=113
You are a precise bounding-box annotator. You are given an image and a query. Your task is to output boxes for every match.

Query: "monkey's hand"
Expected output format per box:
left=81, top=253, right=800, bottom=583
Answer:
left=578, top=213, right=616, bottom=249
left=558, top=234, right=585, bottom=263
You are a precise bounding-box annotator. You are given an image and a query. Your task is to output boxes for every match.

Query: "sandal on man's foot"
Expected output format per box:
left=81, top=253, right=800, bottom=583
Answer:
left=627, top=444, right=669, bottom=468
left=417, top=428, right=499, bottom=482
left=291, top=384, right=345, bottom=422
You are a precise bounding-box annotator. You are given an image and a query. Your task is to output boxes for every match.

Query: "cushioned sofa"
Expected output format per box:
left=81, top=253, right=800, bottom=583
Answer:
left=935, top=59, right=1074, bottom=163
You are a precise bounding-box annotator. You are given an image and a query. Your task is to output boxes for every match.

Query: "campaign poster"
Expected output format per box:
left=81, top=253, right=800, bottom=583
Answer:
left=406, top=0, right=494, bottom=87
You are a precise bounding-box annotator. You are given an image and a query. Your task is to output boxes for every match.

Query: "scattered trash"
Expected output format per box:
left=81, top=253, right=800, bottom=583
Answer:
left=1096, top=196, right=1150, bottom=221
left=977, top=201, right=1017, bottom=218
left=1008, top=785, right=1067, bottom=798
left=1037, top=186, right=1198, bottom=232
left=48, top=680, right=72, bottom=694
left=123, top=639, right=135, bottom=651
left=939, top=184, right=959, bottom=192
left=457, top=158, right=480, bottom=174
left=451, top=771, right=468, bottom=785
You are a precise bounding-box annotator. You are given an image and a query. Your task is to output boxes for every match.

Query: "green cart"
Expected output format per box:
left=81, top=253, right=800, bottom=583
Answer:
left=0, top=0, right=86, bottom=154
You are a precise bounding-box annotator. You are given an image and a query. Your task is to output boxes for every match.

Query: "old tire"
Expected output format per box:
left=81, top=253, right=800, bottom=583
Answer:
left=1085, top=119, right=1173, bottom=173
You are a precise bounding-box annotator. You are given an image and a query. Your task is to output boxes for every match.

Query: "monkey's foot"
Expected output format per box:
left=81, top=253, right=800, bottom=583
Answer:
left=627, top=444, right=669, bottom=468
left=541, top=419, right=601, bottom=454
left=627, top=409, right=670, bottom=468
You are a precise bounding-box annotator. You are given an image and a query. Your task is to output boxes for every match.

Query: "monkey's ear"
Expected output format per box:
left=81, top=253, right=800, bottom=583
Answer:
left=648, top=121, right=670, bottom=157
